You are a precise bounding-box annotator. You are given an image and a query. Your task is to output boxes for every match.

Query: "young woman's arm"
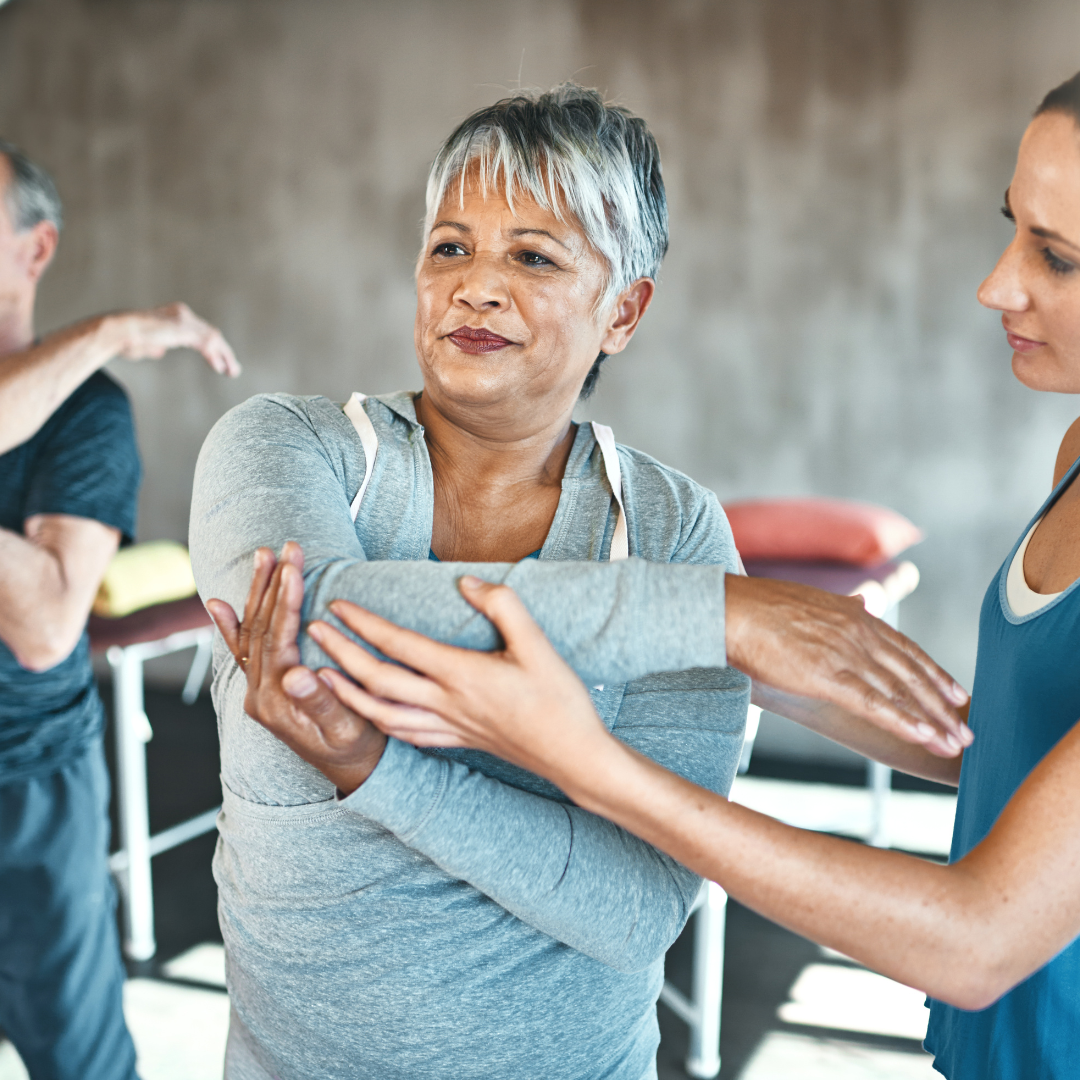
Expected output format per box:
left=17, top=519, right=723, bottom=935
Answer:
left=307, top=579, right=1078, bottom=1011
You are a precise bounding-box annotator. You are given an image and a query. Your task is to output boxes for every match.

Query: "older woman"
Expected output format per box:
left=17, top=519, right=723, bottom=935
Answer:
left=251, top=74, right=1080, bottom=1080
left=195, top=86, right=966, bottom=1080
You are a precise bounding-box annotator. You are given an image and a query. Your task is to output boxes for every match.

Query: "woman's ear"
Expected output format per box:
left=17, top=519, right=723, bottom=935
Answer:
left=599, top=278, right=655, bottom=356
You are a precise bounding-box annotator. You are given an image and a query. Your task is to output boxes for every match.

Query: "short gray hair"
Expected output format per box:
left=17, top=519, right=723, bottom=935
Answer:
left=0, top=139, right=63, bottom=232
left=424, top=85, right=667, bottom=394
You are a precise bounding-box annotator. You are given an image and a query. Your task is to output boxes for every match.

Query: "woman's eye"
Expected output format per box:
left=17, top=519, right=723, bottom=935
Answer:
left=1041, top=246, right=1076, bottom=276
left=518, top=250, right=553, bottom=268
left=432, top=242, right=466, bottom=258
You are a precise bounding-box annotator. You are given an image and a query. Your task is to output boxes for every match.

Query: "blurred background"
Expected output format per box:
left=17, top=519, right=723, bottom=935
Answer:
left=1, top=3, right=1079, bottom=1076
left=4, top=0, right=1080, bottom=702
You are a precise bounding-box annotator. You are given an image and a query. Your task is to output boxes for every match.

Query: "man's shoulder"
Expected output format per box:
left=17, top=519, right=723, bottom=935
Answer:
left=45, top=368, right=133, bottom=433
left=29, top=369, right=136, bottom=461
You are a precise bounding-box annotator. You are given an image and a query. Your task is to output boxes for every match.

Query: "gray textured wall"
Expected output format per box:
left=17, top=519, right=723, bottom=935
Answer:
left=2, top=0, right=1079, bottom=714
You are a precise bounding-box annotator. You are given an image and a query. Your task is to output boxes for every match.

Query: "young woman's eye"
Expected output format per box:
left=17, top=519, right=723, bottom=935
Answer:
left=1041, top=246, right=1076, bottom=276
left=518, top=250, right=553, bottom=268
left=432, top=242, right=466, bottom=258
left=1000, top=205, right=1015, bottom=224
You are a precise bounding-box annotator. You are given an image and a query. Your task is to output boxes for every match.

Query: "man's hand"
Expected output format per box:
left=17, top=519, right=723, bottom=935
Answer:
left=725, top=574, right=971, bottom=755
left=101, top=303, right=240, bottom=376
left=206, top=542, right=386, bottom=796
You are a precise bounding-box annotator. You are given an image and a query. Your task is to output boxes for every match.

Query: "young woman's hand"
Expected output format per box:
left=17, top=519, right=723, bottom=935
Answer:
left=304, top=576, right=611, bottom=782
left=205, top=542, right=386, bottom=795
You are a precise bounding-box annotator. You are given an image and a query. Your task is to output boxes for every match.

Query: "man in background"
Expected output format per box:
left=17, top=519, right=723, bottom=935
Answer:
left=0, top=139, right=237, bottom=1079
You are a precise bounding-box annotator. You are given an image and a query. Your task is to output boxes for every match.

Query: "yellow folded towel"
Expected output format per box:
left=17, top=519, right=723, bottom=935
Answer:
left=93, top=541, right=198, bottom=618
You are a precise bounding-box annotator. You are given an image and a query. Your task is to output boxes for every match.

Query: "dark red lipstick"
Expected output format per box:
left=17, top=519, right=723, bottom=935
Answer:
left=447, top=326, right=514, bottom=354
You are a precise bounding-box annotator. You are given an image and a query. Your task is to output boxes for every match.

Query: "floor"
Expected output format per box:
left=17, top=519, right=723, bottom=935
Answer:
left=0, top=683, right=954, bottom=1080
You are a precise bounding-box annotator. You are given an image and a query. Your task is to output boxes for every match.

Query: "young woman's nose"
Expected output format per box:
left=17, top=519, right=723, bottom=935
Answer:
left=453, top=254, right=511, bottom=311
left=977, top=240, right=1030, bottom=313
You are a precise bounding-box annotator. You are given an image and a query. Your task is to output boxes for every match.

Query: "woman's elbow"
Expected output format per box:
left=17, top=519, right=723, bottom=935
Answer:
left=929, top=951, right=1024, bottom=1012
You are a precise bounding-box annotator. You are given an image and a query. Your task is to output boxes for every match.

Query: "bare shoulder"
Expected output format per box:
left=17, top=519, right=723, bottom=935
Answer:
left=1053, top=416, right=1080, bottom=487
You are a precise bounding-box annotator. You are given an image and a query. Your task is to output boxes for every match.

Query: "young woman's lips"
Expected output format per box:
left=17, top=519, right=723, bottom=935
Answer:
left=1003, top=319, right=1047, bottom=353
left=447, top=327, right=514, bottom=354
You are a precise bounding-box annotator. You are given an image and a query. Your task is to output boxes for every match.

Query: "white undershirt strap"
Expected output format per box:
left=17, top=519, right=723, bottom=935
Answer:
left=590, top=421, right=629, bottom=562
left=343, top=393, right=379, bottom=523
left=1006, top=517, right=1063, bottom=616
left=343, top=396, right=627, bottom=562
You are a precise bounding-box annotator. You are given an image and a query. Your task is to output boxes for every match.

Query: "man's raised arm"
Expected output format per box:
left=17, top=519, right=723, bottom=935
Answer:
left=0, top=303, right=239, bottom=455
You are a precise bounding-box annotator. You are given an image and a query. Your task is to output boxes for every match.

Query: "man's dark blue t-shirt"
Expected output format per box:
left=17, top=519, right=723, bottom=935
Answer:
left=0, top=370, right=141, bottom=781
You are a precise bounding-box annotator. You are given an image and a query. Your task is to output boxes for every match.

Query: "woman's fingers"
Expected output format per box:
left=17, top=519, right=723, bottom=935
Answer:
left=266, top=562, right=304, bottom=671
left=237, top=547, right=276, bottom=666
left=308, top=620, right=446, bottom=712
left=724, top=575, right=970, bottom=750
left=325, top=600, right=468, bottom=683
left=318, top=668, right=463, bottom=745
left=206, top=599, right=241, bottom=660
left=457, top=576, right=550, bottom=657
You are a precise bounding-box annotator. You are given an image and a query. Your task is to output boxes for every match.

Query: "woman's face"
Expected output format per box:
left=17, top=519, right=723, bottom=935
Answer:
left=414, top=180, right=651, bottom=428
left=978, top=112, right=1080, bottom=392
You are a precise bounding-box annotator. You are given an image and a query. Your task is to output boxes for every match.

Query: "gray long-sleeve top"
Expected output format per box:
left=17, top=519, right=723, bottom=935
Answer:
left=189, top=391, right=750, bottom=1080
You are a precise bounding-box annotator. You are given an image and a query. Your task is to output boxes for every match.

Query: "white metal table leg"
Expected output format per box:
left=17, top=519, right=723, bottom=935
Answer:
left=685, top=881, right=726, bottom=1078
left=108, top=645, right=156, bottom=961
left=867, top=760, right=892, bottom=848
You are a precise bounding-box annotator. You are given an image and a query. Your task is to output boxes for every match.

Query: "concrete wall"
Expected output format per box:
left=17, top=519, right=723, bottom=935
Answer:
left=2, top=0, right=1079, bottom=728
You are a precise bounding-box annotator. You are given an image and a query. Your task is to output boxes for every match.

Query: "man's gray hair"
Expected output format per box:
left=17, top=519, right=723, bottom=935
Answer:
left=424, top=85, right=667, bottom=395
left=0, top=139, right=63, bottom=232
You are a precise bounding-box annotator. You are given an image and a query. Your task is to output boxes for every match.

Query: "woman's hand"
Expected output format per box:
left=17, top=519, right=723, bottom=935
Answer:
left=205, top=542, right=387, bottom=795
left=304, top=577, right=611, bottom=781
left=725, top=574, right=972, bottom=756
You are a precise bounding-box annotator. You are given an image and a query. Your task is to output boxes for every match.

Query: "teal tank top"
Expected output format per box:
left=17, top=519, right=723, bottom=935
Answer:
left=925, top=455, right=1080, bottom=1078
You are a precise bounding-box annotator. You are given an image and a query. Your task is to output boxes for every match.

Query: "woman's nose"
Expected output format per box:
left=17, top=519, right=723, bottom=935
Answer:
left=453, top=256, right=511, bottom=311
left=977, top=241, right=1029, bottom=313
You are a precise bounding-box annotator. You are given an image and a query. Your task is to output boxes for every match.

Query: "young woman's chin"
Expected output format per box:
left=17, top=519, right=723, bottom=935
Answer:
left=1011, top=348, right=1080, bottom=393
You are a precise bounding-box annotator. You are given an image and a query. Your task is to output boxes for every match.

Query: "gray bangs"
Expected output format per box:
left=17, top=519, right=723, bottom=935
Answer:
left=423, top=84, right=668, bottom=316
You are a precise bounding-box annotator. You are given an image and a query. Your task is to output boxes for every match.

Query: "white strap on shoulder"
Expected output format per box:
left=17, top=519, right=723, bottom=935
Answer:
left=590, top=421, right=628, bottom=562
left=343, top=392, right=379, bottom=523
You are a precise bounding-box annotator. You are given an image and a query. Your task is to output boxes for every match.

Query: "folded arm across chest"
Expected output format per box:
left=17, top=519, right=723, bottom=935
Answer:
left=190, top=396, right=730, bottom=687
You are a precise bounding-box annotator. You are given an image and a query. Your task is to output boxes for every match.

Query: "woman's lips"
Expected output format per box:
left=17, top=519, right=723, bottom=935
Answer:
left=1003, top=318, right=1047, bottom=353
left=446, top=326, right=514, bottom=354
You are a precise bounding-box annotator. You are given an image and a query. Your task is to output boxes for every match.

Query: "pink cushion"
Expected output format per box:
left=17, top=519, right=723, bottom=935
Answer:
left=723, top=498, right=924, bottom=568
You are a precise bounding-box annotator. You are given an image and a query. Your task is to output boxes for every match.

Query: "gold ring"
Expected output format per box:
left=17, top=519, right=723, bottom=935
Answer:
left=240, top=656, right=250, bottom=667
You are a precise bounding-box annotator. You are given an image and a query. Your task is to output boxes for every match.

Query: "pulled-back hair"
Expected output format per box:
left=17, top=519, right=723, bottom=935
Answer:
left=1035, top=71, right=1080, bottom=125
left=424, top=84, right=668, bottom=397
left=0, top=138, right=62, bottom=232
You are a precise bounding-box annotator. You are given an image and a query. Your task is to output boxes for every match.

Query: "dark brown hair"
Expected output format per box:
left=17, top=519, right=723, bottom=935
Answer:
left=1035, top=71, right=1080, bottom=125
